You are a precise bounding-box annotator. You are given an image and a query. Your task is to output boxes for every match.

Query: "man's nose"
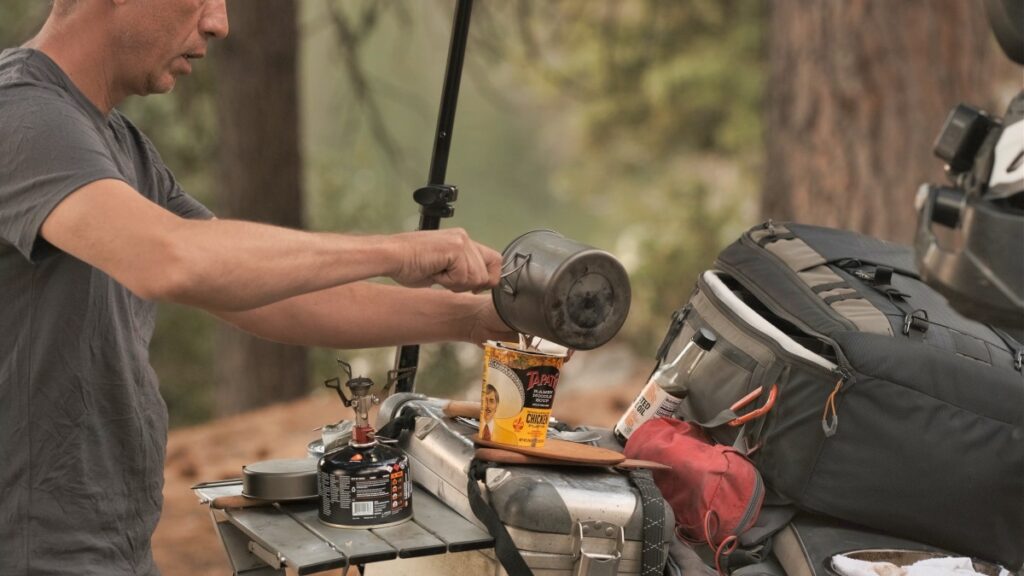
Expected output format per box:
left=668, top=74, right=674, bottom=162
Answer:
left=200, top=0, right=229, bottom=39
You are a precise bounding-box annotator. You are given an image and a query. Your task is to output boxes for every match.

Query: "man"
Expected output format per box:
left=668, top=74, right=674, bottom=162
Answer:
left=480, top=384, right=500, bottom=441
left=0, top=1, right=513, bottom=574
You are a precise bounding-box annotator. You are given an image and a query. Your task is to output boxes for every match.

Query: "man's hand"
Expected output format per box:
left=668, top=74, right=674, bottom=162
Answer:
left=466, top=293, right=518, bottom=344
left=386, top=228, right=502, bottom=293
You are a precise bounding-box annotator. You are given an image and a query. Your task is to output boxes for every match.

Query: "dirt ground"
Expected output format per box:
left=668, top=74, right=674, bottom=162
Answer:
left=152, top=366, right=649, bottom=576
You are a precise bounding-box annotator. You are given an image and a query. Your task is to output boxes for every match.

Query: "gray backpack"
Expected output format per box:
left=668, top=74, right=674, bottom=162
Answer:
left=655, top=221, right=1023, bottom=569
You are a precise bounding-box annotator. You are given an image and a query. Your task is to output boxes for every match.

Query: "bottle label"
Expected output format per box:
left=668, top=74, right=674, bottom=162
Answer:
left=614, top=381, right=682, bottom=441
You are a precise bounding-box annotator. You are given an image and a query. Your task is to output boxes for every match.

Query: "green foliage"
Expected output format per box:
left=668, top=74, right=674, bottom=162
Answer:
left=149, top=304, right=217, bottom=427
left=416, top=343, right=481, bottom=398
left=0, top=3, right=48, bottom=46
left=475, top=0, right=765, bottom=351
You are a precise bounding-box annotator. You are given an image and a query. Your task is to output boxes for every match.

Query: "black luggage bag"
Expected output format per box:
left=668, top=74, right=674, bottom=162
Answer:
left=655, top=222, right=1023, bottom=568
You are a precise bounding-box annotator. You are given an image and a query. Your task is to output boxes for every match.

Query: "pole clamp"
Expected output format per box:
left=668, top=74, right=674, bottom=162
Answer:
left=414, top=184, right=458, bottom=218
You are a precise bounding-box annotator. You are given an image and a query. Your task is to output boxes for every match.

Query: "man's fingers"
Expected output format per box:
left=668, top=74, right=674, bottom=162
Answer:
left=478, top=243, right=503, bottom=287
left=390, top=228, right=504, bottom=292
left=467, top=242, right=493, bottom=291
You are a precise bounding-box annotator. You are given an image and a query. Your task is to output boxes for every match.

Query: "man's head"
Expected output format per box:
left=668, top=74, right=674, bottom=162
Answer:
left=482, top=385, right=499, bottom=424
left=44, top=0, right=229, bottom=102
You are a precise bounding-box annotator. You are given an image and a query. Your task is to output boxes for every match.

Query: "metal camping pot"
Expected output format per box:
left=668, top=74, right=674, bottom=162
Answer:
left=492, top=230, right=631, bottom=350
left=242, top=458, right=319, bottom=501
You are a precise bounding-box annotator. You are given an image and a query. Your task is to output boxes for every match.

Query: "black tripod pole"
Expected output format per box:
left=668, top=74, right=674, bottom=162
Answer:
left=392, top=0, right=474, bottom=394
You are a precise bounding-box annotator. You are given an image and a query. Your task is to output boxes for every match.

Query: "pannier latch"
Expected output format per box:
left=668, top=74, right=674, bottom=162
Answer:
left=571, top=520, right=623, bottom=576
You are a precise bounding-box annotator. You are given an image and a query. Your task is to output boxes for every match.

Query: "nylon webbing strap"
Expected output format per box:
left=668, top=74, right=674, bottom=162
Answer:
left=811, top=281, right=849, bottom=294
left=656, top=304, right=692, bottom=365
left=990, top=325, right=1024, bottom=371
left=375, top=411, right=417, bottom=440
left=822, top=292, right=864, bottom=305
left=629, top=468, right=668, bottom=576
left=467, top=459, right=535, bottom=576
left=756, top=232, right=796, bottom=246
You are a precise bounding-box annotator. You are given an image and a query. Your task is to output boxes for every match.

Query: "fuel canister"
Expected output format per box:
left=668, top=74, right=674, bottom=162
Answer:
left=318, top=442, right=412, bottom=528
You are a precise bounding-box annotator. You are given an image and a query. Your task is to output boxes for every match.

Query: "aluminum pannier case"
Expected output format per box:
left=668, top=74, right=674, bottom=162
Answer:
left=369, top=394, right=674, bottom=576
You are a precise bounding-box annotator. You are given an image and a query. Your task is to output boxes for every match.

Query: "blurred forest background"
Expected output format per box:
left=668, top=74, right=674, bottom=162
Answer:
left=0, top=0, right=1018, bottom=428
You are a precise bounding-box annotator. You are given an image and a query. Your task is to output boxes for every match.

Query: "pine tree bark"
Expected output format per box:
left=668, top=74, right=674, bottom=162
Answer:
left=213, top=0, right=307, bottom=415
left=762, top=1, right=1015, bottom=242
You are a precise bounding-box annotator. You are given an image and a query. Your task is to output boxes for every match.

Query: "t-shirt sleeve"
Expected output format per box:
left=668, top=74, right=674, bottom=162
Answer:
left=166, top=180, right=214, bottom=221
left=138, top=134, right=214, bottom=221
left=0, top=91, right=124, bottom=262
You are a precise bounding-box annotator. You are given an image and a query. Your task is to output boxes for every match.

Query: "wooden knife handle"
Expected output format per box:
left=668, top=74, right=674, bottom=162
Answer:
left=211, top=495, right=273, bottom=510
left=443, top=400, right=481, bottom=419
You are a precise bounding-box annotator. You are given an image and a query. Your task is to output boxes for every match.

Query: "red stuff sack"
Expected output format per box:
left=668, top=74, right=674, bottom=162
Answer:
left=624, top=418, right=765, bottom=569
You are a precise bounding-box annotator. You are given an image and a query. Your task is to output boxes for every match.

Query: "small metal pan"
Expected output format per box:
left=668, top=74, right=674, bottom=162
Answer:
left=241, top=458, right=318, bottom=502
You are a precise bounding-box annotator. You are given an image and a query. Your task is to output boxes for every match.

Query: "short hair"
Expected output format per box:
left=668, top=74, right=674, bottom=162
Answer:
left=485, top=384, right=499, bottom=402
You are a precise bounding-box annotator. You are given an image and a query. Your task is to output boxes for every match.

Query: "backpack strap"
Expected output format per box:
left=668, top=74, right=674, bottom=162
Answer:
left=467, top=459, right=535, bottom=576
left=657, top=304, right=693, bottom=366
left=629, top=468, right=670, bottom=576
left=467, top=459, right=670, bottom=576
left=835, top=260, right=928, bottom=340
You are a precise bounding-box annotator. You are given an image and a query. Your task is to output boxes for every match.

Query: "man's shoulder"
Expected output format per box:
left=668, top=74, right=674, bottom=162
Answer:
left=1, top=48, right=58, bottom=91
left=0, top=48, right=95, bottom=120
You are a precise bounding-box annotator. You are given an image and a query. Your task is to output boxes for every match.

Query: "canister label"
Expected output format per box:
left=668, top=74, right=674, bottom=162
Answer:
left=318, top=455, right=412, bottom=528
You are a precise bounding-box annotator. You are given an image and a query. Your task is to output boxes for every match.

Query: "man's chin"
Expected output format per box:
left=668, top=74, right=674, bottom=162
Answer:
left=144, top=77, right=177, bottom=96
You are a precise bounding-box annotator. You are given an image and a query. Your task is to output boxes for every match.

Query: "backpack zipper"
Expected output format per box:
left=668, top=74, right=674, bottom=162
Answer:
left=735, top=470, right=765, bottom=534
left=822, top=367, right=852, bottom=437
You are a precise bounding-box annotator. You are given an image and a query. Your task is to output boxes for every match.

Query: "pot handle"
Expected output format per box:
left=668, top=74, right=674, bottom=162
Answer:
left=499, top=252, right=531, bottom=295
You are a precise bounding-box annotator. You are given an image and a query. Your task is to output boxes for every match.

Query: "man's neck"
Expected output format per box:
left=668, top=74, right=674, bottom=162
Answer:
left=25, top=16, right=124, bottom=115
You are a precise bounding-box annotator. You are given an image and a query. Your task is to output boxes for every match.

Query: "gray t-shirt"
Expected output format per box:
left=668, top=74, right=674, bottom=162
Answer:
left=0, top=48, right=213, bottom=575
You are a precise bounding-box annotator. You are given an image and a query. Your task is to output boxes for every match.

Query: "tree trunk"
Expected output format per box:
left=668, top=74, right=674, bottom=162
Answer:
left=762, top=0, right=1015, bottom=242
left=213, top=0, right=307, bottom=415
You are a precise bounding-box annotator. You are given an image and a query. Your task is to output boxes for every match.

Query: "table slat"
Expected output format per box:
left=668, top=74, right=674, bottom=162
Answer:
left=371, top=519, right=447, bottom=558
left=286, top=505, right=399, bottom=565
left=411, top=489, right=493, bottom=552
left=227, top=506, right=346, bottom=575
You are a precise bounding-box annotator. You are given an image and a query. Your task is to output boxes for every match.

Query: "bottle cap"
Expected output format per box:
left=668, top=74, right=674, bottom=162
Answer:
left=692, top=328, right=717, bottom=351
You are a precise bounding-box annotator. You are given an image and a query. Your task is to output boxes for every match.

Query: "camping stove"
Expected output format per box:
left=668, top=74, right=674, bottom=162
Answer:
left=317, top=361, right=412, bottom=528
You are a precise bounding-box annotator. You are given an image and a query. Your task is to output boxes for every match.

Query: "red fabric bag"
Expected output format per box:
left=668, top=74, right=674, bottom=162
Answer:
left=624, top=418, right=765, bottom=571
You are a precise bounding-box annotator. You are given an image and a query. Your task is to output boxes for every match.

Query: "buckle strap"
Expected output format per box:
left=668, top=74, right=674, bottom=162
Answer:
left=628, top=469, right=668, bottom=576
left=811, top=281, right=849, bottom=294
left=656, top=305, right=691, bottom=365
left=988, top=324, right=1024, bottom=372
left=467, top=460, right=535, bottom=576
left=757, top=232, right=796, bottom=246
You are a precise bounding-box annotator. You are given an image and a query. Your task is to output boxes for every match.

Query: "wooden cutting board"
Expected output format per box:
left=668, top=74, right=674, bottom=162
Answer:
left=475, top=447, right=669, bottom=470
left=474, top=437, right=625, bottom=465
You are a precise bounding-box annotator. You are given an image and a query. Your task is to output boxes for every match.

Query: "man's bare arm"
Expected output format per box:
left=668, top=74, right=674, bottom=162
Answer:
left=40, top=179, right=501, bottom=311
left=212, top=282, right=514, bottom=349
